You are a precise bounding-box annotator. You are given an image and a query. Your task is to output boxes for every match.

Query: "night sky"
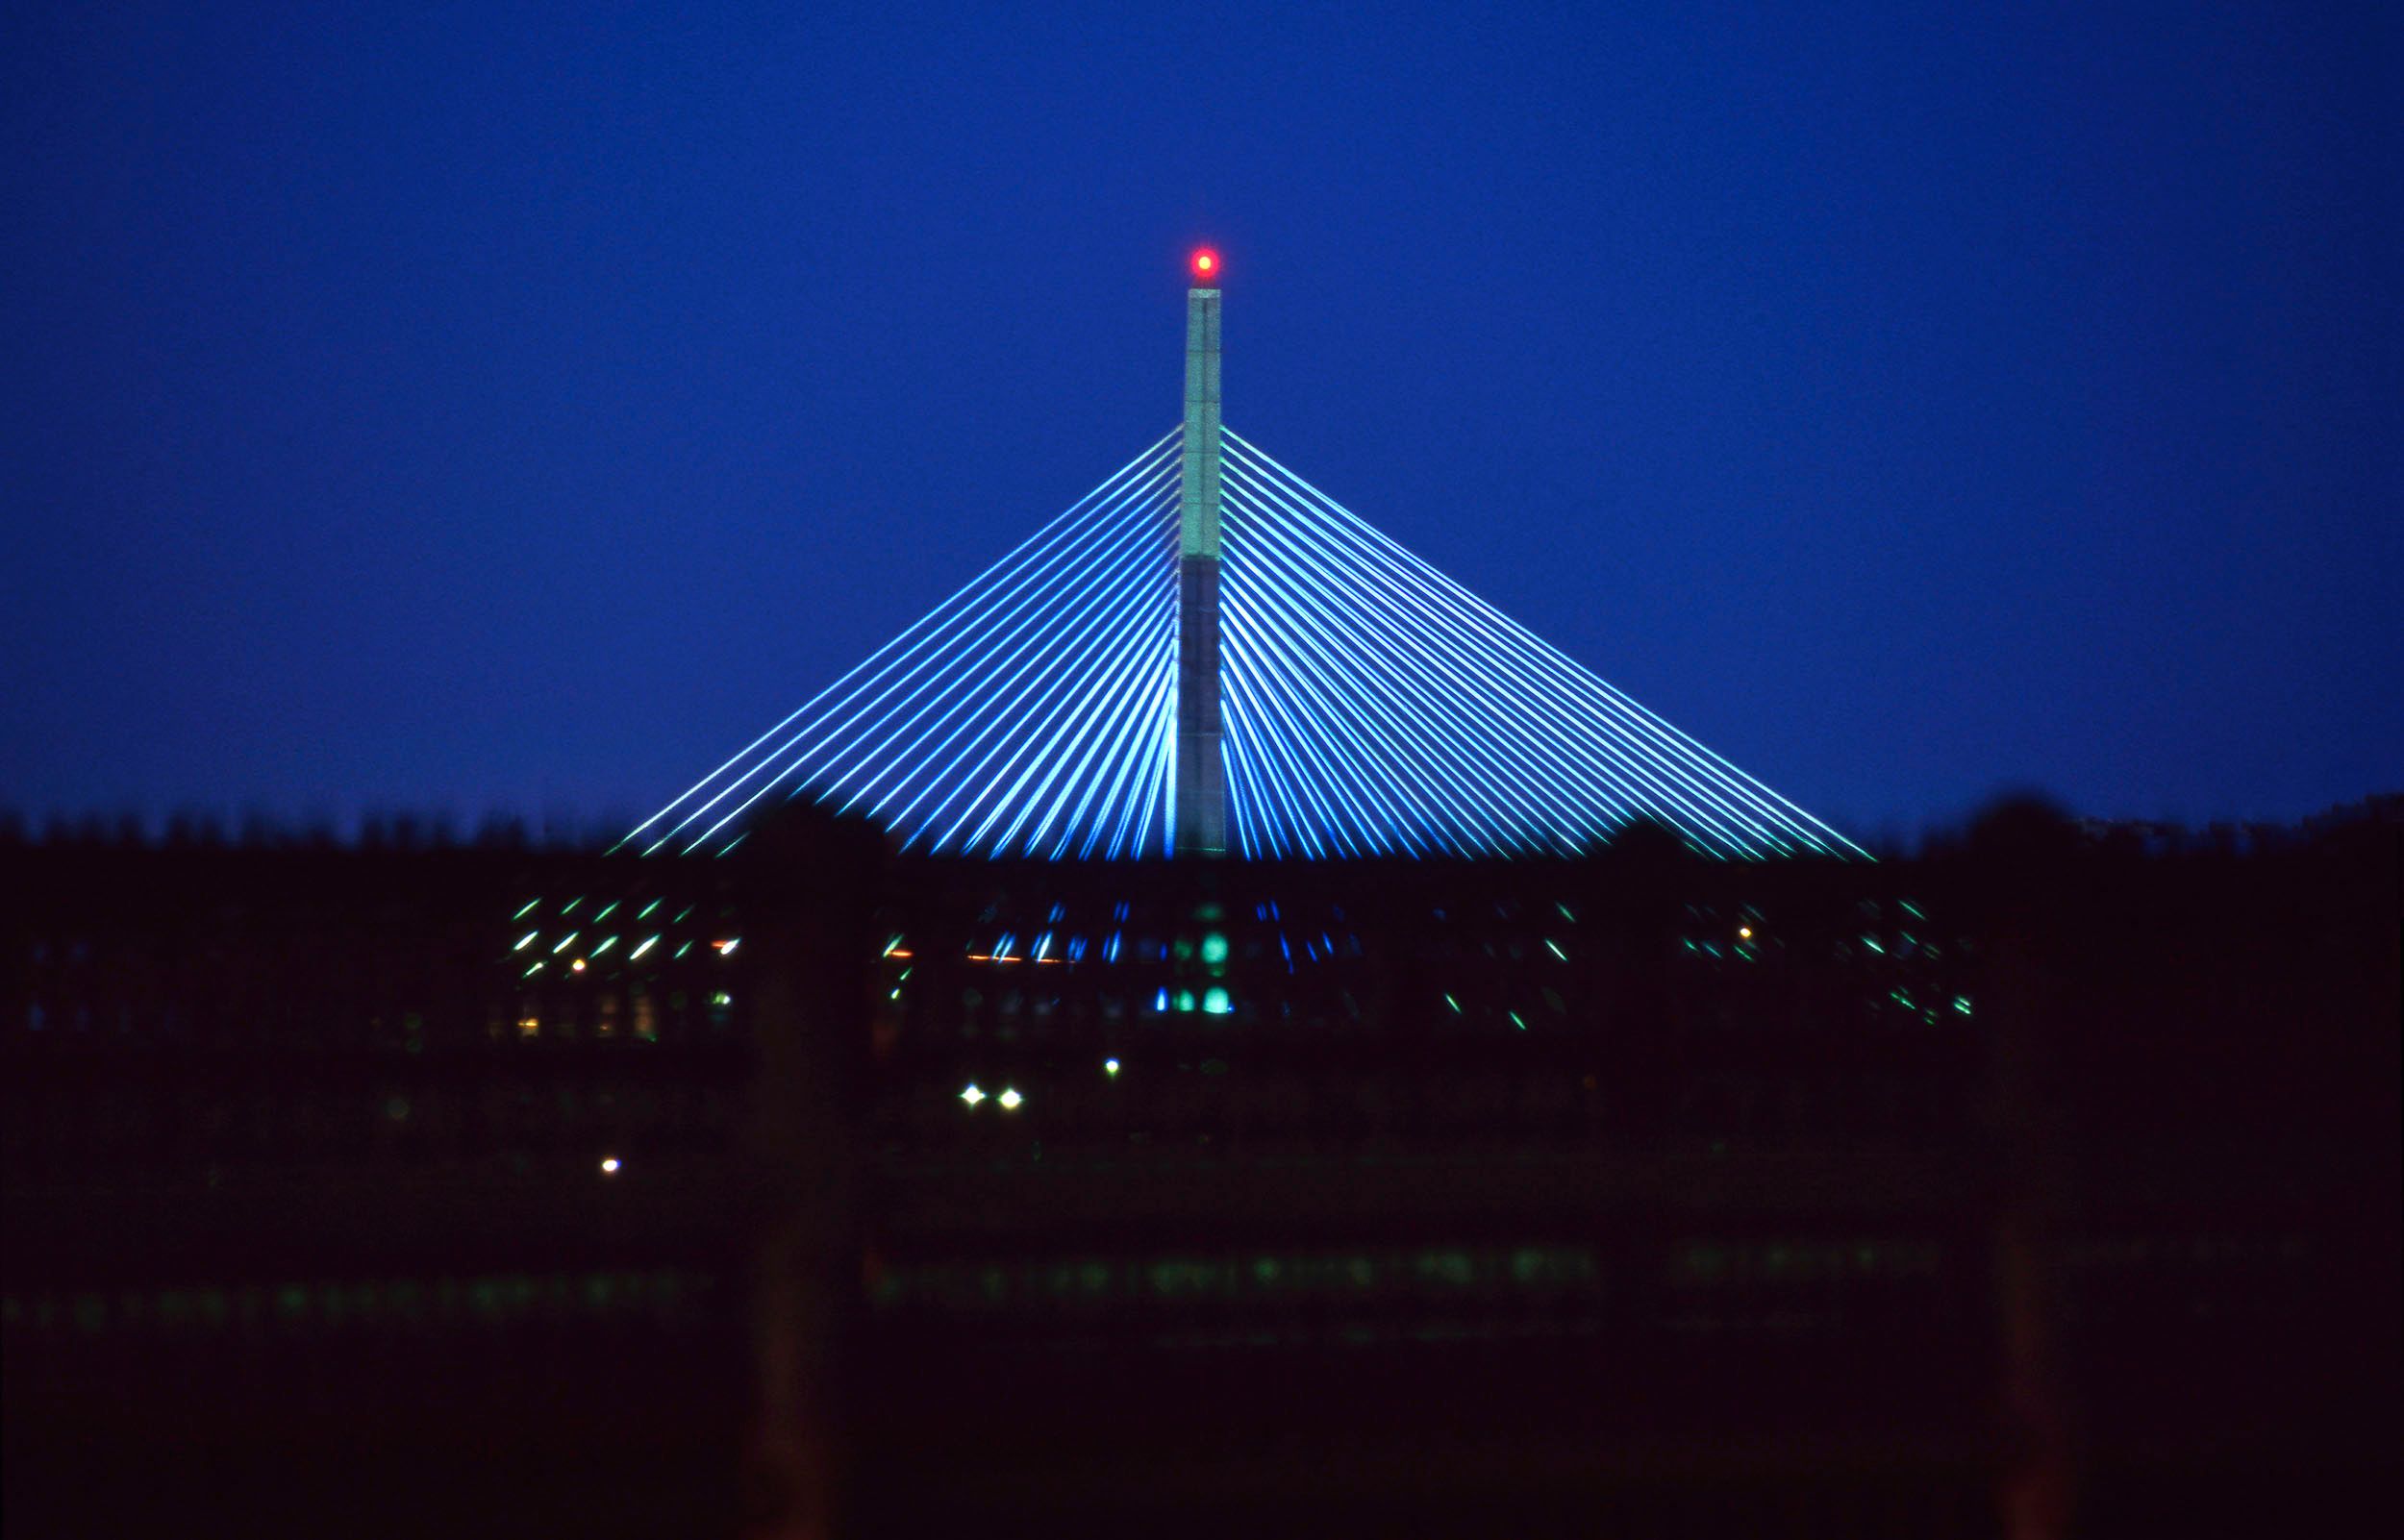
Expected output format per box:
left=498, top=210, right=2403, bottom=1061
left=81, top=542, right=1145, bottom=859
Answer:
left=5, top=2, right=2397, bottom=840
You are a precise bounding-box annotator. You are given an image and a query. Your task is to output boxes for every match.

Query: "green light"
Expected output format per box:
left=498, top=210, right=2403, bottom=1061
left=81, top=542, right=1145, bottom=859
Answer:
left=1952, top=995, right=1973, bottom=1016
left=591, top=935, right=618, bottom=956
left=630, top=935, right=659, bottom=960
left=522, top=962, right=544, bottom=978
left=512, top=931, right=538, bottom=952
left=1543, top=938, right=1566, bottom=961
left=1176, top=989, right=1196, bottom=1012
left=1444, top=993, right=1462, bottom=1013
left=1900, top=901, right=1925, bottom=920
left=639, top=899, right=662, bottom=920
left=882, top=933, right=905, bottom=957
left=513, top=899, right=539, bottom=921
left=674, top=941, right=693, bottom=959
left=1104, top=1057, right=1120, bottom=1077
left=1508, top=1010, right=1528, bottom=1031
left=1862, top=935, right=1886, bottom=954
left=673, top=906, right=694, bottom=924
left=551, top=931, right=579, bottom=955
left=1200, top=931, right=1229, bottom=965
left=1555, top=902, right=1576, bottom=923
left=562, top=897, right=583, bottom=916
left=1203, top=986, right=1232, bottom=1014
left=593, top=901, right=620, bottom=923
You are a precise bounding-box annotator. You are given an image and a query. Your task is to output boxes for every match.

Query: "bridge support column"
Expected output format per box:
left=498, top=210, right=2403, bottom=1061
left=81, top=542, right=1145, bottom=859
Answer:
left=1175, top=281, right=1227, bottom=857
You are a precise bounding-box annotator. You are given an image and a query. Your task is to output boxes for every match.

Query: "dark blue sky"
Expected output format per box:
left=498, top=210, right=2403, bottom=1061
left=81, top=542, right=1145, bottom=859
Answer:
left=5, top=1, right=2397, bottom=837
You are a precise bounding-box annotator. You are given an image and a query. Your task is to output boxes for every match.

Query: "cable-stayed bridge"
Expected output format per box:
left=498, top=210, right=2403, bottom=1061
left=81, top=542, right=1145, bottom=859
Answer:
left=628, top=254, right=1861, bottom=862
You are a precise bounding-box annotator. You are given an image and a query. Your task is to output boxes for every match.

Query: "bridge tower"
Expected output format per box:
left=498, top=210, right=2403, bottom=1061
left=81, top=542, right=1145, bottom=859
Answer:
left=1174, top=248, right=1228, bottom=857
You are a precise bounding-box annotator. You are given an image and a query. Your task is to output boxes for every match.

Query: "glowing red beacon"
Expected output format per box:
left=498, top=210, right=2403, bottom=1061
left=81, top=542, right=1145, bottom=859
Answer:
left=1189, top=247, right=1221, bottom=283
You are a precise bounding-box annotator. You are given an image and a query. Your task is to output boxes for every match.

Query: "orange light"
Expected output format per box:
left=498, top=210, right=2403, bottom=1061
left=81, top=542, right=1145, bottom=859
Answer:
left=1189, top=247, right=1220, bottom=281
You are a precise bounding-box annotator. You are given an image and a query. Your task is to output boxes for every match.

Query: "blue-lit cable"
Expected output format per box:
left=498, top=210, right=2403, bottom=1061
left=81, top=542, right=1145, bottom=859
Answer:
left=1218, top=631, right=1348, bottom=857
left=974, top=547, right=1178, bottom=856
left=1223, top=485, right=1590, bottom=851
left=627, top=432, right=1178, bottom=854
left=1226, top=432, right=1798, bottom=847
left=646, top=446, right=1179, bottom=853
left=897, top=503, right=1185, bottom=853
left=1230, top=430, right=1860, bottom=856
left=1223, top=446, right=1758, bottom=850
left=824, top=482, right=1178, bottom=833
left=1216, top=577, right=1458, bottom=855
left=1223, top=444, right=1783, bottom=854
left=731, top=463, right=1182, bottom=841
left=1225, top=480, right=1624, bottom=852
left=1050, top=604, right=1178, bottom=858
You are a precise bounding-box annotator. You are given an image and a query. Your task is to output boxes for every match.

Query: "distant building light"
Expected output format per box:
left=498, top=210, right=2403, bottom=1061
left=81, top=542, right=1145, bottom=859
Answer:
left=570, top=958, right=587, bottom=973
left=961, top=1083, right=987, bottom=1107
left=998, top=1087, right=1023, bottom=1111
left=1202, top=987, right=1233, bottom=1015
left=1104, top=1058, right=1120, bottom=1077
left=599, top=1156, right=620, bottom=1175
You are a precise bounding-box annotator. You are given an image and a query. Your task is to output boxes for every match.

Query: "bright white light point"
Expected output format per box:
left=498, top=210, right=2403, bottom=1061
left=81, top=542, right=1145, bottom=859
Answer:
left=960, top=1083, right=986, bottom=1106
left=600, top=1156, right=620, bottom=1175
left=1738, top=926, right=1753, bottom=939
left=1104, top=1058, right=1120, bottom=1076
left=571, top=958, right=587, bottom=972
left=998, top=1088, right=1023, bottom=1110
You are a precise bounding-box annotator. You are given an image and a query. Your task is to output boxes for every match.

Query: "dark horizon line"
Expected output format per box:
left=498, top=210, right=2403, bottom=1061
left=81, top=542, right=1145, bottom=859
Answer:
left=3, top=790, right=2395, bottom=858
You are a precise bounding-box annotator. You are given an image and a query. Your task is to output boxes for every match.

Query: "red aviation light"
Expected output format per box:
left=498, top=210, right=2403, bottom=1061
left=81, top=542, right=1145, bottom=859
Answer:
left=1189, top=247, right=1220, bottom=282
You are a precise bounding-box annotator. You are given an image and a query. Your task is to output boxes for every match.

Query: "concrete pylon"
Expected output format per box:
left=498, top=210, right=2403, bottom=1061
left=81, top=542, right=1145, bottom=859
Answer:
left=1174, top=266, right=1227, bottom=857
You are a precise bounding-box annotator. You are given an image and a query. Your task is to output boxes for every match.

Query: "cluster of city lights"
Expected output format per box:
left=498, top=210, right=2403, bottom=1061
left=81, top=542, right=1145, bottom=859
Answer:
left=621, top=427, right=1862, bottom=859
